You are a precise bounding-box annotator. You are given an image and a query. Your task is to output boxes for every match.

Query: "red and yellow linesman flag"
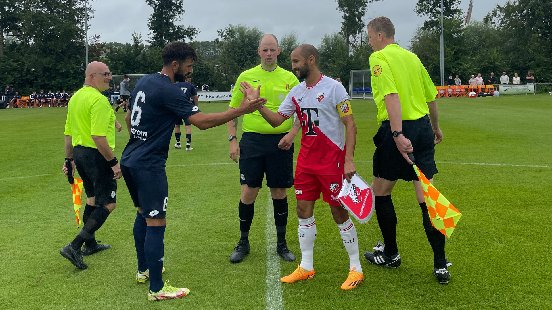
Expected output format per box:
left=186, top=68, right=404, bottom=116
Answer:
left=413, top=164, right=461, bottom=238
left=70, top=177, right=84, bottom=227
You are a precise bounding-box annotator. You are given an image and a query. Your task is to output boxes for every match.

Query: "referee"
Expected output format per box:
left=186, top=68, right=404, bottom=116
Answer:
left=361, top=17, right=450, bottom=284
left=61, top=61, right=122, bottom=270
left=226, top=34, right=300, bottom=264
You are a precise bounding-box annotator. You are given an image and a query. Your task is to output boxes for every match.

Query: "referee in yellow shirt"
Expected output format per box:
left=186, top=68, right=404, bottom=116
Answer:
left=61, top=61, right=122, bottom=270
left=226, top=34, right=299, bottom=263
left=362, top=17, right=451, bottom=284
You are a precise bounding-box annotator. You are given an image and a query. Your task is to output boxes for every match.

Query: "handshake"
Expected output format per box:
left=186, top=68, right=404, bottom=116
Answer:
left=237, top=82, right=266, bottom=113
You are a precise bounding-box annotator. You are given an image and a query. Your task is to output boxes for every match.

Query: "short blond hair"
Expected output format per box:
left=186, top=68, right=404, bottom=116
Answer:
left=368, top=17, right=395, bottom=38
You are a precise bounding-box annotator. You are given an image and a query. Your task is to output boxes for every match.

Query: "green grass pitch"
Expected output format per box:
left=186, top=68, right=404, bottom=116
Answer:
left=0, top=94, right=551, bottom=309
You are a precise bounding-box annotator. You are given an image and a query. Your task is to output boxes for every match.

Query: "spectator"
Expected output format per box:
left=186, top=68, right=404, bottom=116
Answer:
left=486, top=72, right=497, bottom=85
left=447, top=75, right=454, bottom=86
left=468, top=75, right=477, bottom=86
left=525, top=71, right=535, bottom=84
left=475, top=73, right=484, bottom=85
left=500, top=72, right=510, bottom=84
left=454, top=75, right=461, bottom=86
left=512, top=72, right=521, bottom=85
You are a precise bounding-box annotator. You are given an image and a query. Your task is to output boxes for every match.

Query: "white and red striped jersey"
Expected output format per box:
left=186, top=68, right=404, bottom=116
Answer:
left=278, top=75, right=351, bottom=175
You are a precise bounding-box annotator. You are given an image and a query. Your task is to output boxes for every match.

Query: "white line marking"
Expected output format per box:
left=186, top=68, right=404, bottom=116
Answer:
left=435, top=161, right=549, bottom=168
left=3, top=160, right=548, bottom=182
left=168, top=160, right=549, bottom=169
left=265, top=192, right=283, bottom=310
left=0, top=174, right=51, bottom=181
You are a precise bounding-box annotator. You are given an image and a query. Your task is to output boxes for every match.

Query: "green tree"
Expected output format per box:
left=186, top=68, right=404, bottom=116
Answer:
left=0, top=0, right=23, bottom=57
left=0, top=0, right=88, bottom=93
left=319, top=33, right=349, bottom=82
left=485, top=0, right=552, bottom=81
left=278, top=33, right=298, bottom=71
left=336, top=0, right=380, bottom=48
left=415, top=0, right=463, bottom=31
left=146, top=0, right=198, bottom=48
left=216, top=25, right=262, bottom=90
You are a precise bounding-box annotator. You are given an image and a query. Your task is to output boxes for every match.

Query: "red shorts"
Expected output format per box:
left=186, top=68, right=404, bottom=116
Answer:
left=294, top=170, right=343, bottom=207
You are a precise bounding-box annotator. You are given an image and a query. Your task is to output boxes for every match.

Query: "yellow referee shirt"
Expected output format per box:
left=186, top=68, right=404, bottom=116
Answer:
left=64, top=86, right=116, bottom=150
left=369, top=44, right=437, bottom=123
left=229, top=65, right=299, bottom=134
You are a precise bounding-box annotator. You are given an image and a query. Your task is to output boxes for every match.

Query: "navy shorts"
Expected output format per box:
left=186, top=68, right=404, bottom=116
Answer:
left=238, top=132, right=294, bottom=188
left=373, top=115, right=438, bottom=181
left=176, top=118, right=191, bottom=126
left=121, top=165, right=168, bottom=219
left=73, top=146, right=117, bottom=207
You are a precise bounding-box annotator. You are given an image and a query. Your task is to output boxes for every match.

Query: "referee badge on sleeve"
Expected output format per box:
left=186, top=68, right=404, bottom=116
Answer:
left=372, top=65, right=382, bottom=77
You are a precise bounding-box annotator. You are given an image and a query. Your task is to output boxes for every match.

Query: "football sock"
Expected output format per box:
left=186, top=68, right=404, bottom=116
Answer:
left=71, top=206, right=110, bottom=249
left=338, top=218, right=362, bottom=272
left=185, top=134, right=191, bottom=146
left=272, top=198, right=288, bottom=243
left=298, top=216, right=316, bottom=271
left=375, top=195, right=398, bottom=257
left=420, top=202, right=447, bottom=268
left=145, top=226, right=166, bottom=293
left=133, top=212, right=148, bottom=272
left=83, top=204, right=97, bottom=247
left=239, top=201, right=254, bottom=240
left=175, top=132, right=181, bottom=143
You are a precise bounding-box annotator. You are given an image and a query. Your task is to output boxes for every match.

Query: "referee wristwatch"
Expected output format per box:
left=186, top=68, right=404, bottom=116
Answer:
left=392, top=130, right=403, bottom=138
left=228, top=135, right=237, bottom=142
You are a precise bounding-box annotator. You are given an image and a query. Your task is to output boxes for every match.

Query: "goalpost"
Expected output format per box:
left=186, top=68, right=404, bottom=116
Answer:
left=349, top=69, right=372, bottom=99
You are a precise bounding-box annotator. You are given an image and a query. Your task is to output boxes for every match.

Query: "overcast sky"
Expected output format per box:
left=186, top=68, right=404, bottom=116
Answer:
left=89, top=0, right=509, bottom=48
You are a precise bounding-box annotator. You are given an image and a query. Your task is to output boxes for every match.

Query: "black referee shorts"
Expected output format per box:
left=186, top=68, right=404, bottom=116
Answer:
left=372, top=115, right=438, bottom=181
left=238, top=132, right=294, bottom=189
left=73, top=146, right=117, bottom=207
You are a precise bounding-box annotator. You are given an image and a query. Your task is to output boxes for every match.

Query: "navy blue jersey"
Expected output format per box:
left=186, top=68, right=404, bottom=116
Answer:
left=121, top=73, right=200, bottom=169
left=174, top=81, right=197, bottom=103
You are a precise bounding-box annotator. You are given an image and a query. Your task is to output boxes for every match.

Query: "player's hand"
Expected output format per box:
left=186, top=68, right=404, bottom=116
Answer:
left=394, top=135, right=414, bottom=164
left=344, top=159, right=356, bottom=181
left=240, top=82, right=260, bottom=101
left=229, top=141, right=239, bottom=163
left=112, top=163, right=122, bottom=180
left=278, top=133, right=294, bottom=150
left=433, top=127, right=443, bottom=144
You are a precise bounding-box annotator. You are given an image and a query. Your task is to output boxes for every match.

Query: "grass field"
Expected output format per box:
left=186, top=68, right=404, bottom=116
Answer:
left=1, top=94, right=551, bottom=309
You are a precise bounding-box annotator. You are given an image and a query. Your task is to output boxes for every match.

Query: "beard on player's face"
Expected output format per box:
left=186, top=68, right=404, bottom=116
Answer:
left=293, top=64, right=309, bottom=80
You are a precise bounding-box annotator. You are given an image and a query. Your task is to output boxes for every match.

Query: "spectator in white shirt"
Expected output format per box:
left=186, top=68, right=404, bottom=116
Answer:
left=500, top=72, right=510, bottom=84
left=512, top=73, right=521, bottom=85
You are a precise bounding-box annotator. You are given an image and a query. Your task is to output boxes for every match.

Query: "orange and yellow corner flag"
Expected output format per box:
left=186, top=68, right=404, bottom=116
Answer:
left=413, top=165, right=461, bottom=238
left=70, top=177, right=84, bottom=227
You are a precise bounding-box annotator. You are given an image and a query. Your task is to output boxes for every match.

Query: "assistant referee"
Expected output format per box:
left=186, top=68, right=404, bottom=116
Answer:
left=61, top=61, right=122, bottom=270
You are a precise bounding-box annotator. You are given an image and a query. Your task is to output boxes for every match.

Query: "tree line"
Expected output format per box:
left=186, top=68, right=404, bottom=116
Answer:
left=1, top=0, right=550, bottom=95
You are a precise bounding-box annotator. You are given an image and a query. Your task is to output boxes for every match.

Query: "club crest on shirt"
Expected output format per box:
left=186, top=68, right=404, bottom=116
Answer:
left=316, top=92, right=325, bottom=103
left=340, top=102, right=350, bottom=114
left=373, top=65, right=382, bottom=77
left=329, top=183, right=339, bottom=193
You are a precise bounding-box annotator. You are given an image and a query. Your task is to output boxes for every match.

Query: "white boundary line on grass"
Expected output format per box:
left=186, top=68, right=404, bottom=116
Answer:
left=1, top=160, right=548, bottom=182
left=435, top=161, right=549, bottom=168
left=265, top=193, right=284, bottom=310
